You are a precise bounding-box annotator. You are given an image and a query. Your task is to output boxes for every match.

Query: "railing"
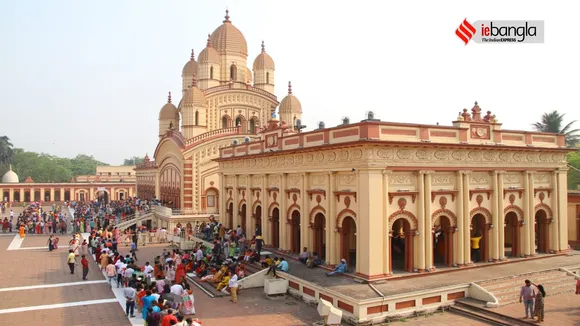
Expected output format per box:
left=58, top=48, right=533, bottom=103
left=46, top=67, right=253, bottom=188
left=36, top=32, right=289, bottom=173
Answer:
left=204, top=82, right=278, bottom=102
left=171, top=209, right=217, bottom=216
left=184, top=127, right=241, bottom=146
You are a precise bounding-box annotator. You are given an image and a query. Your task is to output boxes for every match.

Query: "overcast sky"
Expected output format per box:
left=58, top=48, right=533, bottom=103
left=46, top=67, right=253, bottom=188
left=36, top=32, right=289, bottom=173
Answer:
left=1, top=1, right=578, bottom=165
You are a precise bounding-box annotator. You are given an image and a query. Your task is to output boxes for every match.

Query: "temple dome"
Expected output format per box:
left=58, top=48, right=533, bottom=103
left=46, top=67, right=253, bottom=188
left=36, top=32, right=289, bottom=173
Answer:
left=279, top=82, right=302, bottom=113
left=253, top=41, right=275, bottom=70
left=198, top=36, right=221, bottom=64
left=182, top=49, right=198, bottom=76
left=182, top=81, right=206, bottom=107
left=210, top=10, right=248, bottom=57
left=2, top=165, right=19, bottom=183
left=159, top=92, right=179, bottom=120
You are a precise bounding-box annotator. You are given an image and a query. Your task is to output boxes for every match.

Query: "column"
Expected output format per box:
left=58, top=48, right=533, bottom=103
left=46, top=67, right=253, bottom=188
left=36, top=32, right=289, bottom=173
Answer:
left=154, top=172, right=160, bottom=199
left=424, top=171, right=434, bottom=271
left=497, top=171, right=506, bottom=260
left=245, top=174, right=252, bottom=238
left=522, top=171, right=531, bottom=256
left=40, top=188, right=44, bottom=201
left=9, top=189, right=14, bottom=203
left=383, top=170, right=392, bottom=275
left=280, top=173, right=288, bottom=250
left=20, top=189, right=24, bottom=202
left=416, top=171, right=426, bottom=271
left=357, top=169, right=385, bottom=277
left=262, top=174, right=269, bottom=245
left=232, top=175, right=239, bottom=229
left=490, top=171, right=500, bottom=260
left=550, top=171, right=560, bottom=252
left=463, top=171, right=472, bottom=264
left=218, top=172, right=225, bottom=224
left=557, top=168, right=568, bottom=251
left=327, top=172, right=337, bottom=265
left=30, top=188, right=35, bottom=201
left=528, top=171, right=536, bottom=256
left=89, top=187, right=94, bottom=202
left=300, top=173, right=309, bottom=251
left=110, top=187, right=115, bottom=201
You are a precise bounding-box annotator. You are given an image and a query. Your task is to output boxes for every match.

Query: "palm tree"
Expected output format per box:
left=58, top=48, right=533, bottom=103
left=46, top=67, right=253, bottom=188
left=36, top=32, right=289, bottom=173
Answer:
left=0, top=136, right=14, bottom=165
left=532, top=111, right=579, bottom=147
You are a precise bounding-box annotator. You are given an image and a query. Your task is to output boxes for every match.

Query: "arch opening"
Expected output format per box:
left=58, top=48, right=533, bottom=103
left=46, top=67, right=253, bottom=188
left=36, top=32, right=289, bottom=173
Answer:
left=535, top=209, right=550, bottom=254
left=240, top=204, right=247, bottom=235
left=271, top=208, right=280, bottom=248
left=471, top=214, right=489, bottom=263
left=433, top=215, right=454, bottom=267
left=504, top=212, right=521, bottom=258
left=313, top=213, right=326, bottom=261
left=255, top=205, right=262, bottom=236
left=290, top=210, right=300, bottom=253
left=228, top=202, right=234, bottom=230
left=390, top=218, right=414, bottom=273
left=341, top=216, right=356, bottom=269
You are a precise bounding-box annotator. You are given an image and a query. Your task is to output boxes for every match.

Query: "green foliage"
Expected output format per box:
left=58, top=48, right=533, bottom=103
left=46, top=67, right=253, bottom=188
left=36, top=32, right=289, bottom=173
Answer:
left=532, top=110, right=579, bottom=147
left=123, top=156, right=144, bottom=166
left=0, top=149, right=108, bottom=183
left=0, top=136, right=14, bottom=165
left=568, top=151, right=580, bottom=190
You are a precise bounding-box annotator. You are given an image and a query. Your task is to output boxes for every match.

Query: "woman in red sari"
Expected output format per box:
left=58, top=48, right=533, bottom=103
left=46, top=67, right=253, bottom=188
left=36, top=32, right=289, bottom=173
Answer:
left=174, top=263, right=186, bottom=283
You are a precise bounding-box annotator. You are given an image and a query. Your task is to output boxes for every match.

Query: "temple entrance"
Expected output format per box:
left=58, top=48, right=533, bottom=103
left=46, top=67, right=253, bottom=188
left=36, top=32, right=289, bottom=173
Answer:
left=504, top=212, right=521, bottom=257
left=240, top=204, right=247, bottom=234
left=433, top=216, right=454, bottom=267
left=390, top=218, right=414, bottom=273
left=64, top=190, right=71, bottom=201
left=54, top=190, right=60, bottom=202
left=43, top=190, right=49, bottom=201
left=290, top=211, right=300, bottom=253
left=255, top=206, right=262, bottom=235
left=2, top=191, right=8, bottom=202
left=471, top=214, right=489, bottom=263
left=313, top=213, right=326, bottom=261
left=34, top=191, right=40, bottom=202
left=13, top=192, right=20, bottom=202
left=271, top=207, right=280, bottom=248
left=341, top=216, right=356, bottom=268
left=535, top=209, right=550, bottom=254
left=227, top=203, right=234, bottom=229
left=24, top=191, right=30, bottom=202
left=96, top=190, right=108, bottom=204
left=79, top=192, right=85, bottom=202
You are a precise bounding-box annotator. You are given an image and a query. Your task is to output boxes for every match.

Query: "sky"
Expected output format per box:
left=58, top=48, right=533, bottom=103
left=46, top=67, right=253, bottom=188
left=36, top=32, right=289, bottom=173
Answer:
left=0, top=0, right=578, bottom=165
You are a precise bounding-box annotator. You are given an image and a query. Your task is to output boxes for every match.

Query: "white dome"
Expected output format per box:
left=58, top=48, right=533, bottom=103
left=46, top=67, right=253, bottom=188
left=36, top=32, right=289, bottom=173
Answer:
left=2, top=165, right=19, bottom=183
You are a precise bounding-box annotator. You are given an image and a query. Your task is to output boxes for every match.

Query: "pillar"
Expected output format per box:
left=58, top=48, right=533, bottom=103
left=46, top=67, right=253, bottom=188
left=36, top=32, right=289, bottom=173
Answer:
left=528, top=171, right=536, bottom=256
left=300, top=173, right=308, bottom=251
left=463, top=171, right=472, bottom=264
left=280, top=173, right=288, bottom=250
left=218, top=172, right=225, bottom=224
left=522, top=171, right=531, bottom=256
left=245, top=175, right=252, bottom=238
left=490, top=171, right=500, bottom=260
left=557, top=168, right=568, bottom=251
left=40, top=188, right=44, bottom=201
left=110, top=187, right=116, bottom=201
left=424, top=171, right=434, bottom=271
left=20, top=189, right=24, bottom=202
left=416, top=171, right=426, bottom=271
left=327, top=171, right=337, bottom=265
left=30, top=188, right=35, bottom=201
left=262, top=174, right=269, bottom=245
left=497, top=171, right=506, bottom=260
left=550, top=171, right=560, bottom=252
left=357, top=169, right=384, bottom=277
left=9, top=189, right=14, bottom=203
left=233, top=175, right=239, bottom=229
left=154, top=172, right=160, bottom=199
left=383, top=170, right=392, bottom=275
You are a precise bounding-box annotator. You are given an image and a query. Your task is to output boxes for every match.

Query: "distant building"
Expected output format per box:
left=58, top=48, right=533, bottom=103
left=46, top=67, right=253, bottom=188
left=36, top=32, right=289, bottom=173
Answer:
left=76, top=165, right=136, bottom=183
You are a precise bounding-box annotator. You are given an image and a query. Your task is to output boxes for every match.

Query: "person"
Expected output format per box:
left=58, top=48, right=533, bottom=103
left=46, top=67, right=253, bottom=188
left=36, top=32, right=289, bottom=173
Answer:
left=306, top=252, right=322, bottom=269
left=229, top=270, right=239, bottom=304
left=161, top=309, right=178, bottom=326
left=141, top=290, right=155, bottom=320
left=470, top=231, right=483, bottom=263
left=81, top=254, right=89, bottom=280
left=298, top=247, right=310, bottom=264
left=19, top=224, right=25, bottom=238
left=67, top=249, right=76, bottom=274
left=123, top=286, right=136, bottom=318
left=48, top=235, right=54, bottom=251
left=146, top=306, right=162, bottom=326
left=327, top=259, right=348, bottom=276
left=519, top=279, right=536, bottom=319
left=131, top=241, right=138, bottom=261
left=534, top=284, right=546, bottom=322
left=276, top=257, right=289, bottom=272
left=106, top=261, right=117, bottom=285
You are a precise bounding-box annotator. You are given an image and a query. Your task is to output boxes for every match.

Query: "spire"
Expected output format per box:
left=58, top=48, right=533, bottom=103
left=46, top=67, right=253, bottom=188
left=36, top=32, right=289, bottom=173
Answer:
left=223, top=9, right=230, bottom=23
left=288, top=81, right=292, bottom=95
left=167, top=91, right=172, bottom=103
left=261, top=40, right=265, bottom=53
left=190, top=49, right=195, bottom=60
left=8, top=164, right=12, bottom=171
left=192, top=73, right=197, bottom=87
left=206, top=34, right=212, bottom=47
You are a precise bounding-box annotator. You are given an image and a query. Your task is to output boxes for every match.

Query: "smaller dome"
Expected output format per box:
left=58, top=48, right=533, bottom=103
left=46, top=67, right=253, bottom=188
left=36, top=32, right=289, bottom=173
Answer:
left=198, top=35, right=221, bottom=64
left=279, top=81, right=302, bottom=113
left=159, top=92, right=179, bottom=120
left=182, top=78, right=206, bottom=107
left=253, top=41, right=275, bottom=70
left=182, top=49, right=198, bottom=76
left=1, top=165, right=18, bottom=183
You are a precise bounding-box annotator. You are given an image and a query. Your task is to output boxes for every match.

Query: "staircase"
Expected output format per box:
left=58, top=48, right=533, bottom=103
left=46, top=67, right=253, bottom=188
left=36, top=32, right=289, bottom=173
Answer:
left=451, top=298, right=534, bottom=326
left=476, top=269, right=576, bottom=306
left=112, top=211, right=155, bottom=230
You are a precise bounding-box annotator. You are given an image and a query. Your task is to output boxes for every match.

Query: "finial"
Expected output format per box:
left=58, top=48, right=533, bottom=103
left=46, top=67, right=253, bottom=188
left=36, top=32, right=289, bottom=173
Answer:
left=261, top=40, right=265, bottom=53
left=224, top=9, right=230, bottom=23
left=190, top=49, right=195, bottom=60
left=206, top=34, right=212, bottom=47
left=167, top=91, right=172, bottom=103
left=9, top=164, right=12, bottom=171
left=475, top=101, right=478, bottom=105
left=288, top=81, right=292, bottom=95
left=192, top=73, right=197, bottom=87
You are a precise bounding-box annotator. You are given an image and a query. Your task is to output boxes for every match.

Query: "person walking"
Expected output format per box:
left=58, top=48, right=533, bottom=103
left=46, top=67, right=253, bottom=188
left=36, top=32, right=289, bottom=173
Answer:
left=67, top=249, right=76, bottom=274
left=123, top=286, right=136, bottom=318
left=534, top=284, right=546, bottom=322
left=131, top=241, right=138, bottom=261
left=81, top=255, right=89, bottom=280
left=229, top=270, right=239, bottom=304
left=519, top=279, right=536, bottom=319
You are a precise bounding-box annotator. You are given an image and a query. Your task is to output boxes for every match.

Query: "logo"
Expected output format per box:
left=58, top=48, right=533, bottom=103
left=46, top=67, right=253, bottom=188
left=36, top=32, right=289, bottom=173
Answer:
left=456, top=19, right=476, bottom=45
left=456, top=19, right=544, bottom=45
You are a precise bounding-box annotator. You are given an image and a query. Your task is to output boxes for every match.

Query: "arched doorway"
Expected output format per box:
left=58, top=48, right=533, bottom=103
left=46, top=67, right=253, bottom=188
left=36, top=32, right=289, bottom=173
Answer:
left=240, top=204, right=247, bottom=235
left=313, top=213, right=326, bottom=261
left=24, top=191, right=30, bottom=202
left=13, top=191, right=20, bottom=202
left=504, top=212, right=521, bottom=257
left=228, top=202, right=234, bottom=229
left=535, top=209, right=550, bottom=254
left=255, top=206, right=262, bottom=236
left=341, top=216, right=356, bottom=269
left=433, top=216, right=454, bottom=267
left=390, top=218, right=414, bottom=273
left=2, top=191, right=8, bottom=202
left=471, top=214, right=489, bottom=263
left=64, top=190, right=71, bottom=202
left=290, top=211, right=300, bottom=253
left=271, top=208, right=280, bottom=248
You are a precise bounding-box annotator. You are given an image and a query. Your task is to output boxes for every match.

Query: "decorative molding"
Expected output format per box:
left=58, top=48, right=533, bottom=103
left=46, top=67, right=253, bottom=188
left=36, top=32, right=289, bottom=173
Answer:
left=285, top=188, right=301, bottom=199
left=431, top=208, right=458, bottom=227
left=503, top=188, right=524, bottom=199
left=334, top=191, right=357, bottom=203
left=534, top=203, right=553, bottom=219
left=388, top=191, right=419, bottom=205
left=388, top=210, right=419, bottom=230
left=286, top=204, right=301, bottom=222
left=309, top=205, right=327, bottom=224
left=469, top=207, right=492, bottom=224
left=469, top=189, right=493, bottom=201
left=224, top=186, right=233, bottom=190
left=306, top=189, right=326, bottom=200
left=534, top=187, right=552, bottom=198
left=431, top=190, right=458, bottom=203
left=504, top=205, right=524, bottom=221
left=266, top=187, right=279, bottom=196
left=336, top=208, right=357, bottom=228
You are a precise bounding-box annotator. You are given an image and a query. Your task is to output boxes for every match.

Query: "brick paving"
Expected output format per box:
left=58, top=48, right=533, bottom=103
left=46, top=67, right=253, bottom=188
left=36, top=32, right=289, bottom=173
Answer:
left=20, top=234, right=57, bottom=247
left=388, top=311, right=487, bottom=325
left=0, top=284, right=115, bottom=309
left=491, top=292, right=580, bottom=324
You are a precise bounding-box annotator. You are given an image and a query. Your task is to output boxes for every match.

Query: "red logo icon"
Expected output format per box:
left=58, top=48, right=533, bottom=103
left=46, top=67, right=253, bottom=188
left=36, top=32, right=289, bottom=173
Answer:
left=456, top=19, right=476, bottom=45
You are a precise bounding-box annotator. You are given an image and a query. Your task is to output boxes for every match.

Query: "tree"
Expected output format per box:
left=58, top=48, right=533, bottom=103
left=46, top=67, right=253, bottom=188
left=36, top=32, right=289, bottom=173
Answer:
left=123, top=156, right=144, bottom=166
left=568, top=152, right=580, bottom=190
left=0, top=135, right=14, bottom=165
left=532, top=110, right=580, bottom=147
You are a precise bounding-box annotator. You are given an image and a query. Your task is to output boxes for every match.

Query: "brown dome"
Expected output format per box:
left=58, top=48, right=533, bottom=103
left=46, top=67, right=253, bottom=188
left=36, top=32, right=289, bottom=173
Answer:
left=210, top=10, right=248, bottom=57
left=198, top=35, right=221, bottom=64
left=159, top=92, right=179, bottom=119
left=279, top=82, right=302, bottom=113
left=182, top=49, right=198, bottom=76
left=253, top=41, right=275, bottom=70
left=182, top=81, right=206, bottom=107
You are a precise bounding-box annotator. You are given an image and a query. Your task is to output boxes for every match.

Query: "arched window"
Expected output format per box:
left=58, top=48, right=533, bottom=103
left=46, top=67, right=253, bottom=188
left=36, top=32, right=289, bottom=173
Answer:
left=230, top=64, right=237, bottom=81
left=222, top=116, right=228, bottom=128
left=195, top=111, right=199, bottom=125
left=266, top=72, right=270, bottom=84
left=235, top=116, right=242, bottom=127
left=210, top=66, right=214, bottom=79
left=249, top=119, right=256, bottom=134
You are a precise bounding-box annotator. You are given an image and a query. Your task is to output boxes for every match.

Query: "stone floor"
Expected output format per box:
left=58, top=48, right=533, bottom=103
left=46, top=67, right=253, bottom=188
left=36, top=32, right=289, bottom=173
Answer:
left=491, top=292, right=580, bottom=325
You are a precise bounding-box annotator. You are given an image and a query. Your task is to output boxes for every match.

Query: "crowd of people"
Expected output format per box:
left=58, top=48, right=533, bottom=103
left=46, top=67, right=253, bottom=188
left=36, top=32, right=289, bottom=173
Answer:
left=7, top=202, right=70, bottom=237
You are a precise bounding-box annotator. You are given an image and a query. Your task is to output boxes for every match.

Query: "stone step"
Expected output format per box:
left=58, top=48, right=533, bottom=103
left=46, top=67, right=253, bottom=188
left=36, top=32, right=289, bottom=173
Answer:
left=449, top=305, right=510, bottom=325
left=488, top=278, right=575, bottom=296
left=479, top=270, right=567, bottom=290
left=497, top=286, right=575, bottom=306
left=454, top=299, right=535, bottom=325
left=477, top=269, right=565, bottom=286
